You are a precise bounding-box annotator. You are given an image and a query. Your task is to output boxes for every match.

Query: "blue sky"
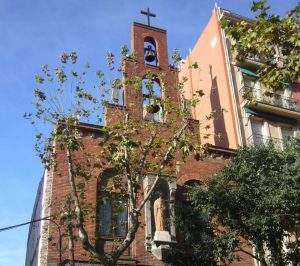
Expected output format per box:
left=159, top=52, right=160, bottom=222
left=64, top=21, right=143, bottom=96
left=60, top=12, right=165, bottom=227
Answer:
left=0, top=0, right=297, bottom=265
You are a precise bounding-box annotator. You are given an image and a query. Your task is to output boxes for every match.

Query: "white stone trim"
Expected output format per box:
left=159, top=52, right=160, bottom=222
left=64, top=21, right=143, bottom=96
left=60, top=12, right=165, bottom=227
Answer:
left=37, top=168, right=54, bottom=266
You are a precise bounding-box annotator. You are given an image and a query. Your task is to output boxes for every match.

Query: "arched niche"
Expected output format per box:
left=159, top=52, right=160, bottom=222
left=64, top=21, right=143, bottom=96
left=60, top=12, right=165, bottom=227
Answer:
left=142, top=77, right=163, bottom=122
left=150, top=180, right=171, bottom=235
left=144, top=36, right=158, bottom=66
left=143, top=175, right=177, bottom=252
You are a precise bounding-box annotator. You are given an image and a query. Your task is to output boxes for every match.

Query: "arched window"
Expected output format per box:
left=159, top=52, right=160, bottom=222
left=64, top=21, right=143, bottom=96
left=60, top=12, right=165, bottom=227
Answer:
left=184, top=180, right=201, bottom=187
left=144, top=36, right=158, bottom=66
left=142, top=77, right=163, bottom=122
left=176, top=180, right=214, bottom=264
left=111, top=86, right=124, bottom=106
left=180, top=180, right=201, bottom=202
left=97, top=171, right=128, bottom=238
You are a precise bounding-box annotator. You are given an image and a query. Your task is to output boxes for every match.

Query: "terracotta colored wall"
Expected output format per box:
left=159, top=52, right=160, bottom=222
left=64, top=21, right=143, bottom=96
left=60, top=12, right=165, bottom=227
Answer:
left=180, top=8, right=239, bottom=150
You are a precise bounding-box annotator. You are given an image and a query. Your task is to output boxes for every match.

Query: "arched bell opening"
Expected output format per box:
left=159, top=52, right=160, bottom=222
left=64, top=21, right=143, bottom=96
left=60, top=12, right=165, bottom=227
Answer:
left=142, top=77, right=163, bottom=122
left=144, top=36, right=158, bottom=66
left=111, top=79, right=124, bottom=106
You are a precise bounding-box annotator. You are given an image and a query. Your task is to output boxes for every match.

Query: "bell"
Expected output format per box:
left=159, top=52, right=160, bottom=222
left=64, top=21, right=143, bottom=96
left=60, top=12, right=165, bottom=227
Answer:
left=144, top=45, right=156, bottom=63
left=146, top=104, right=160, bottom=114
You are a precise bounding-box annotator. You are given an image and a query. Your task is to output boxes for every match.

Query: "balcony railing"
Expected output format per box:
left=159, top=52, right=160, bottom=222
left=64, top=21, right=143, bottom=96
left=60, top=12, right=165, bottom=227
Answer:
left=241, top=85, right=300, bottom=112
left=247, top=133, right=284, bottom=149
left=245, top=55, right=268, bottom=65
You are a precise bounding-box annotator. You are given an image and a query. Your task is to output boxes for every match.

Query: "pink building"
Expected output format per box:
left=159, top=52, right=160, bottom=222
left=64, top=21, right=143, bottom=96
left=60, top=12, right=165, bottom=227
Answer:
left=180, top=6, right=300, bottom=151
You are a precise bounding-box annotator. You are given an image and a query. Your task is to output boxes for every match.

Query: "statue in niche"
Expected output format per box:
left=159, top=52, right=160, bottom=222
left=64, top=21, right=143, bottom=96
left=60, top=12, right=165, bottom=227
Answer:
left=147, top=179, right=175, bottom=261
left=153, top=191, right=166, bottom=232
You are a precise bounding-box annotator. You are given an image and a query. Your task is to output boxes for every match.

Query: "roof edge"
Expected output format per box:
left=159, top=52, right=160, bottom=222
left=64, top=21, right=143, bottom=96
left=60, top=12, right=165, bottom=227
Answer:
left=133, top=22, right=167, bottom=33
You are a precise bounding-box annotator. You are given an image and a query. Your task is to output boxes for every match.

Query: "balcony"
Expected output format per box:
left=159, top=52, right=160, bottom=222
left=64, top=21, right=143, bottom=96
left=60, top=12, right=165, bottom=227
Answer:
left=251, top=87, right=299, bottom=111
left=232, top=50, right=266, bottom=68
left=241, top=85, right=300, bottom=119
left=247, top=133, right=284, bottom=149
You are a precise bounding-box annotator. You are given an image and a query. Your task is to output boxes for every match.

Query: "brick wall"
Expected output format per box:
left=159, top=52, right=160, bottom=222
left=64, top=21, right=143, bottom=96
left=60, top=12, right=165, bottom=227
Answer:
left=44, top=21, right=255, bottom=266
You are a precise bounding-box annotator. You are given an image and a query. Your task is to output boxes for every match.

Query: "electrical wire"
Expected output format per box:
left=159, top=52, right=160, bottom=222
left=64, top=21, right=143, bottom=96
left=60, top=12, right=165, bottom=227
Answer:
left=0, top=217, right=50, bottom=233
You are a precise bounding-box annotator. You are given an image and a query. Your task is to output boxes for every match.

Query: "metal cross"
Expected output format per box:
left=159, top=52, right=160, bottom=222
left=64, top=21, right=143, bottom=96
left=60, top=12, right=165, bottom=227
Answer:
left=141, top=8, right=156, bottom=26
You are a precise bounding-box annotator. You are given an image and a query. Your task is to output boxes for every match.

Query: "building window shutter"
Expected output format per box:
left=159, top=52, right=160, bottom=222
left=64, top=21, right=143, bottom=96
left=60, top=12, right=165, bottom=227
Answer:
left=281, top=127, right=294, bottom=143
left=250, top=120, right=264, bottom=145
left=268, top=123, right=279, bottom=139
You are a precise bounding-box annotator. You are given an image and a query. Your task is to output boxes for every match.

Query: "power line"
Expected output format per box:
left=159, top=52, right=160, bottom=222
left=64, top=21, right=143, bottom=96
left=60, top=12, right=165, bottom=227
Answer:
left=0, top=217, right=50, bottom=232
left=0, top=216, right=62, bottom=264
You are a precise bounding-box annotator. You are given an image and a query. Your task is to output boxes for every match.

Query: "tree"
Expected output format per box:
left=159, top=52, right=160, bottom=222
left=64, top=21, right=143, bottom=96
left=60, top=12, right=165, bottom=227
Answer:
left=25, top=50, right=206, bottom=266
left=189, top=140, right=300, bottom=265
left=221, top=0, right=300, bottom=92
left=167, top=198, right=217, bottom=265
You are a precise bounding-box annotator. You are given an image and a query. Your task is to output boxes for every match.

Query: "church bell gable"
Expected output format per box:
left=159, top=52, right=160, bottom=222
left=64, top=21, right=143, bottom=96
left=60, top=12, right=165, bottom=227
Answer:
left=119, top=20, right=180, bottom=123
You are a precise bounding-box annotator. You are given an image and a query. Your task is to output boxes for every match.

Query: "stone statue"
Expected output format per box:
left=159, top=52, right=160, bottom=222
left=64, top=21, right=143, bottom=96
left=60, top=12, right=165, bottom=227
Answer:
left=153, top=192, right=166, bottom=231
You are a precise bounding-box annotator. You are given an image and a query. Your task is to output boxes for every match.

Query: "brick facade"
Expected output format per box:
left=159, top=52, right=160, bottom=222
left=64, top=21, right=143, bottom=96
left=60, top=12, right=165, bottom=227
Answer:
left=30, top=21, right=255, bottom=266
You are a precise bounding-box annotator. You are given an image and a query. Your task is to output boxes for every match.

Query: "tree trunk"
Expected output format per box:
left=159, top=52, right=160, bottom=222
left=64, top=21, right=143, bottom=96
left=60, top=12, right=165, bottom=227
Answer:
left=67, top=223, right=75, bottom=266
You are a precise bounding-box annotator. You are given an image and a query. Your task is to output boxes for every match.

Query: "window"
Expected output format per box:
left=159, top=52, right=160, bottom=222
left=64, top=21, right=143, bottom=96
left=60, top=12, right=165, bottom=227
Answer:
left=268, top=122, right=282, bottom=148
left=243, top=77, right=256, bottom=89
left=253, top=80, right=263, bottom=100
left=282, top=85, right=296, bottom=110
left=242, top=76, right=263, bottom=101
left=142, top=78, right=163, bottom=122
left=268, top=122, right=280, bottom=139
left=281, top=126, right=294, bottom=144
left=250, top=120, right=264, bottom=145
left=97, top=172, right=128, bottom=238
left=99, top=198, right=112, bottom=236
left=98, top=193, right=128, bottom=238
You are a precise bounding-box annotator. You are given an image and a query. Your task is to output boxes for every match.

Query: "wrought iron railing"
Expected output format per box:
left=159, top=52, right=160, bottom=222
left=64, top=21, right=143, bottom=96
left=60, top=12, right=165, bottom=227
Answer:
left=241, top=85, right=299, bottom=112
left=247, top=133, right=284, bottom=149
left=246, top=55, right=267, bottom=64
